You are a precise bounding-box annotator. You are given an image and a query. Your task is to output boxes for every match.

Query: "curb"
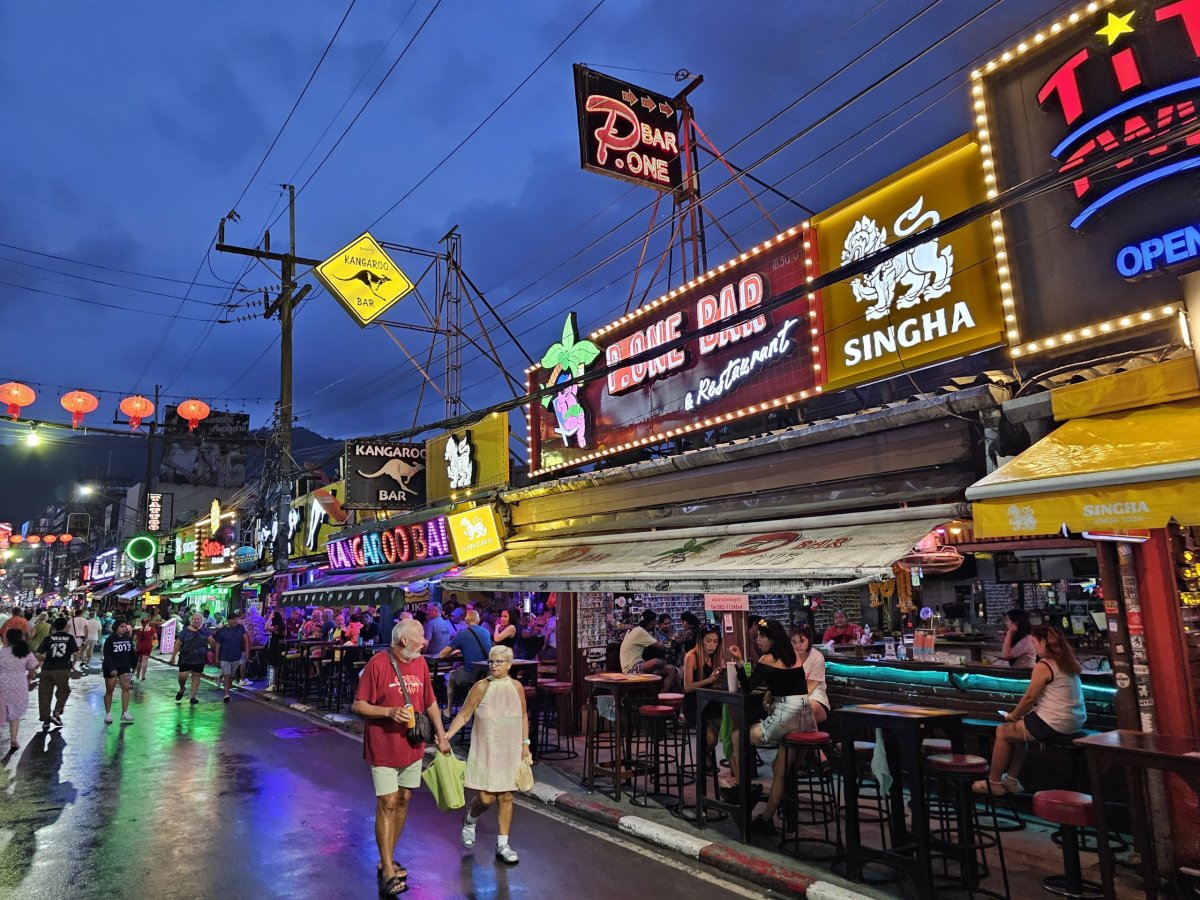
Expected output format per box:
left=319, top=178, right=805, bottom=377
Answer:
left=150, top=658, right=871, bottom=899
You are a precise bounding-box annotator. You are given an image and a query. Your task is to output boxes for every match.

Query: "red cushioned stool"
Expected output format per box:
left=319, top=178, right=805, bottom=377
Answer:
left=779, top=730, right=840, bottom=860
left=536, top=681, right=577, bottom=761
left=630, top=704, right=684, bottom=811
left=926, top=753, right=1011, bottom=899
left=1032, top=791, right=1102, bottom=898
left=655, top=692, right=696, bottom=790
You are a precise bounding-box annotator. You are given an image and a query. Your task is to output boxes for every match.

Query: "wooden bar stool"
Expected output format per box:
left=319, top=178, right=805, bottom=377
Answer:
left=926, top=753, right=1011, bottom=899
left=630, top=704, right=684, bottom=811
left=780, top=730, right=841, bottom=860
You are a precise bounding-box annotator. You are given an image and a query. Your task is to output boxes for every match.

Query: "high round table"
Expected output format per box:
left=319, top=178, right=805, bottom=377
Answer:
left=583, top=672, right=662, bottom=800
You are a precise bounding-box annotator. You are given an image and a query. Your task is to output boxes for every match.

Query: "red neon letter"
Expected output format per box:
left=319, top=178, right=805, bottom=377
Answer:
left=1158, top=0, right=1200, bottom=56
left=585, top=96, right=640, bottom=165
left=1038, top=48, right=1091, bottom=126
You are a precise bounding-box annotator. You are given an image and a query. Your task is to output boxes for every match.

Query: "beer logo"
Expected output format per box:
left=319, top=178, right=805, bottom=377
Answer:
left=842, top=196, right=955, bottom=322
left=1007, top=504, right=1038, bottom=531
left=445, top=434, right=474, bottom=490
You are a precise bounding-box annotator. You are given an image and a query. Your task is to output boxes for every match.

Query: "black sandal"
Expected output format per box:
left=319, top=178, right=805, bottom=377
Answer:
left=376, top=863, right=408, bottom=880
left=379, top=874, right=408, bottom=896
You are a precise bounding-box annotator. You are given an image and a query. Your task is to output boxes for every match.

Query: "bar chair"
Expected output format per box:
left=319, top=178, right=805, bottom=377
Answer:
left=926, top=753, right=1011, bottom=899
left=1031, top=790, right=1102, bottom=899
left=630, top=704, right=684, bottom=811
left=536, top=681, right=577, bottom=760
left=780, top=730, right=841, bottom=860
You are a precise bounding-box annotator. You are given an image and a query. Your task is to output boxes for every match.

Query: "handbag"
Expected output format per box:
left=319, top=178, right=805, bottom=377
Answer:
left=421, top=750, right=466, bottom=811
left=515, top=756, right=535, bottom=793
left=388, top=650, right=433, bottom=747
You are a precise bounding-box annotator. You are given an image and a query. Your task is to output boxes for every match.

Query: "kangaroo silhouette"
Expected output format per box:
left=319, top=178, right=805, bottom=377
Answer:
left=359, top=458, right=424, bottom=496
left=335, top=269, right=392, bottom=300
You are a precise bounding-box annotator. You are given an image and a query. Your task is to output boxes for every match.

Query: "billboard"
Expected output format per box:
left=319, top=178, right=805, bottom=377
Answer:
left=291, top=481, right=349, bottom=559
left=343, top=441, right=427, bottom=510
left=574, top=65, right=683, bottom=192
left=426, top=413, right=511, bottom=505
left=314, top=232, right=415, bottom=327
left=976, top=0, right=1199, bottom=355
left=159, top=406, right=249, bottom=487
left=527, top=223, right=819, bottom=475
left=446, top=505, right=505, bottom=564
left=325, top=514, right=451, bottom=571
left=812, top=136, right=1005, bottom=391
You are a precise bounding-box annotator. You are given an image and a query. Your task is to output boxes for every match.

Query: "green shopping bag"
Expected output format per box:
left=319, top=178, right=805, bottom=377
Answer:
left=421, top=751, right=466, bottom=812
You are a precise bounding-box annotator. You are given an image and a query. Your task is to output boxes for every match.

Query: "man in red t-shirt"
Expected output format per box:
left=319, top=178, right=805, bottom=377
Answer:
left=352, top=618, right=450, bottom=895
left=822, top=609, right=863, bottom=646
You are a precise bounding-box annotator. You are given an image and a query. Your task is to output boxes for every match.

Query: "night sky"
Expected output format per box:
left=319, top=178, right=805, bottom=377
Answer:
left=0, top=0, right=1057, bottom=516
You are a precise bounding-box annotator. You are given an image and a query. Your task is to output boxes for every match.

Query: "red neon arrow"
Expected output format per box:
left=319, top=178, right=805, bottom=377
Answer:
left=659, top=101, right=673, bottom=116
left=640, top=95, right=656, bottom=110
left=621, top=89, right=637, bottom=105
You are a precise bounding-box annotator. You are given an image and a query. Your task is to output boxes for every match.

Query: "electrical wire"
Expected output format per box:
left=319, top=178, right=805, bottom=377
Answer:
left=0, top=256, right=235, bottom=306
left=0, top=278, right=216, bottom=321
left=0, top=239, right=231, bottom=289
left=365, top=1, right=607, bottom=232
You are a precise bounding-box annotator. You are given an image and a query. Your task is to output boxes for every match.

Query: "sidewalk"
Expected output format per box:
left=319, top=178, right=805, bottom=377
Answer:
left=151, top=655, right=872, bottom=899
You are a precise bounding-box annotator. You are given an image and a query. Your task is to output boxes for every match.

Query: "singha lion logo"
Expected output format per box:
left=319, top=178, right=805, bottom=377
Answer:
left=842, top=196, right=954, bottom=322
left=461, top=516, right=488, bottom=541
left=358, top=458, right=424, bottom=497
left=1007, top=504, right=1037, bottom=532
left=445, top=434, right=474, bottom=490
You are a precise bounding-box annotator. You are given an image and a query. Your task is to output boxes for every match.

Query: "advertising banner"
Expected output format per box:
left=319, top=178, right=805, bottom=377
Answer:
left=812, top=136, right=1005, bottom=391
left=159, top=619, right=177, bottom=657
left=325, top=514, right=451, bottom=571
left=315, top=232, right=415, bottom=327
left=446, top=505, right=505, bottom=564
left=976, top=0, right=1200, bottom=352
left=344, top=441, right=427, bottom=510
left=528, top=225, right=819, bottom=474
left=291, top=481, right=349, bottom=558
left=574, top=65, right=683, bottom=192
left=426, top=413, right=511, bottom=504
left=159, top=406, right=249, bottom=487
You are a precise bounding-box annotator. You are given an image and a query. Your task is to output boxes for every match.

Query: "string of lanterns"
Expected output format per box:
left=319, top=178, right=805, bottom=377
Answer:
left=0, top=381, right=212, bottom=431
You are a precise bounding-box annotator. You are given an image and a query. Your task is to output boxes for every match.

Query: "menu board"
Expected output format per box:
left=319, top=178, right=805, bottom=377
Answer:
left=576, top=592, right=611, bottom=672
left=983, top=583, right=1015, bottom=622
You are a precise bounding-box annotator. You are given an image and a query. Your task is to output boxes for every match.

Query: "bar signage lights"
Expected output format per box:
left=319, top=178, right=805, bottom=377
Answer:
left=574, top=65, right=682, bottom=192
left=528, top=223, right=819, bottom=475
left=344, top=441, right=427, bottom=510
left=446, top=506, right=505, bottom=564
left=1116, top=221, right=1200, bottom=277
left=975, top=0, right=1200, bottom=355
left=325, top=515, right=451, bottom=571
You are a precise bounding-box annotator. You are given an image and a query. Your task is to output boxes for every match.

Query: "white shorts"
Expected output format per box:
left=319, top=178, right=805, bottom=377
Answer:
left=757, top=695, right=808, bottom=744
left=371, top=759, right=423, bottom=795
left=219, top=660, right=240, bottom=676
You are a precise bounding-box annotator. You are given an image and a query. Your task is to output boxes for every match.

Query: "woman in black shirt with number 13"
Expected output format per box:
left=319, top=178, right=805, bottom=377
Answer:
left=103, top=621, right=137, bottom=725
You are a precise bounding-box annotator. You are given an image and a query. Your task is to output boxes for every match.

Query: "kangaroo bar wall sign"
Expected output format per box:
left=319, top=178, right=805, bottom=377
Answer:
left=344, top=441, right=427, bottom=510
left=574, top=65, right=683, bottom=192
left=527, top=223, right=820, bottom=475
left=976, top=0, right=1200, bottom=356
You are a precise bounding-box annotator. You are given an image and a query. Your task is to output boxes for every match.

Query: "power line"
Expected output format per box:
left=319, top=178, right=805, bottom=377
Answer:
left=365, top=1, right=607, bottom=231
left=0, top=278, right=216, bottom=321
left=0, top=256, right=237, bottom=306
left=0, top=239, right=232, bottom=290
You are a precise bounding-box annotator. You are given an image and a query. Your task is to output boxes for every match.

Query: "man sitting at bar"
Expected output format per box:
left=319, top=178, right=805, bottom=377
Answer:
left=619, top=609, right=677, bottom=691
left=440, top=609, right=493, bottom=706
left=821, top=609, right=863, bottom=646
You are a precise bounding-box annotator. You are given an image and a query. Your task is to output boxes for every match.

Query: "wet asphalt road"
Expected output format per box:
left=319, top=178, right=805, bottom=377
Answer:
left=0, top=662, right=763, bottom=900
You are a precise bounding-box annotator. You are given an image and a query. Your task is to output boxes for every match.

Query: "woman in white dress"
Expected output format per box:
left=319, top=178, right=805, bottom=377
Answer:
left=444, top=644, right=531, bottom=864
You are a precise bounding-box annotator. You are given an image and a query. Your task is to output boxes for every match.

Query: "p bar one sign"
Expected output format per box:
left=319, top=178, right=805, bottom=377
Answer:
left=574, top=65, right=682, bottom=193
left=316, top=232, right=414, bottom=327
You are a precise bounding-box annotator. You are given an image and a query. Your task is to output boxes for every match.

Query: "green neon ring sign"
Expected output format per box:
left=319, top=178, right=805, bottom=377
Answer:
left=125, top=535, right=157, bottom=563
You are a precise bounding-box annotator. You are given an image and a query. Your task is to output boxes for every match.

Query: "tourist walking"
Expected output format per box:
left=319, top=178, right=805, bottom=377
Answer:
left=101, top=621, right=137, bottom=724
left=133, top=617, right=156, bottom=680
left=68, top=608, right=89, bottom=668
left=29, top=613, right=50, bottom=656
left=444, top=644, right=531, bottom=865
left=171, top=614, right=213, bottom=705
left=0, top=627, right=38, bottom=750
left=85, top=611, right=102, bottom=667
left=351, top=618, right=451, bottom=897
left=36, top=617, right=77, bottom=729
left=214, top=611, right=249, bottom=703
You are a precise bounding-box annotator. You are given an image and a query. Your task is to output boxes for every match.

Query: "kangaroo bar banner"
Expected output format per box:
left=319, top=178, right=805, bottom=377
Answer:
left=343, top=441, right=428, bottom=510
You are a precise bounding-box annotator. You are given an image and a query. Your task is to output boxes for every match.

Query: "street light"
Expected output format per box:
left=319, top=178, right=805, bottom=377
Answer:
left=78, top=484, right=94, bottom=496
left=25, top=425, right=39, bottom=447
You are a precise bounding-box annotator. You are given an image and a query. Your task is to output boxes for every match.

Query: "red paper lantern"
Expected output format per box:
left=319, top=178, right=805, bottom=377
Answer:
left=58, top=534, right=72, bottom=543
left=9, top=535, right=23, bottom=543
left=25, top=535, right=40, bottom=545
left=0, top=382, right=35, bottom=420
left=42, top=534, right=58, bottom=544
left=177, top=398, right=210, bottom=431
left=119, top=394, right=155, bottom=431
left=60, top=389, right=99, bottom=428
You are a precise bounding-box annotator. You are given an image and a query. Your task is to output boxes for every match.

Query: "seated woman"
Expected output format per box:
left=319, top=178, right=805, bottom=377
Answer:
left=726, top=619, right=812, bottom=834
left=998, top=608, right=1036, bottom=668
left=974, top=624, right=1087, bottom=796
left=789, top=627, right=829, bottom=726
left=682, top=623, right=725, bottom=765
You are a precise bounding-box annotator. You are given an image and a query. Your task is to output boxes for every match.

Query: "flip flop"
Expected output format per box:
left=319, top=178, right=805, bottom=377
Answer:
left=379, top=874, right=408, bottom=896
left=376, top=862, right=408, bottom=880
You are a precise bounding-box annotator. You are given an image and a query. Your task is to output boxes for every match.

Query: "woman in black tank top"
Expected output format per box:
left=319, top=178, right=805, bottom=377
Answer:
left=683, top=625, right=724, bottom=754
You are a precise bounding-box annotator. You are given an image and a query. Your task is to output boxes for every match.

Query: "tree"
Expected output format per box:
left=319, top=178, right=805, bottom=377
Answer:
left=539, top=313, right=600, bottom=408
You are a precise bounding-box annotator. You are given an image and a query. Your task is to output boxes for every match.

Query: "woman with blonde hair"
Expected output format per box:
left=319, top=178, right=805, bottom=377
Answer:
left=444, top=644, right=531, bottom=865
left=975, top=624, right=1086, bottom=796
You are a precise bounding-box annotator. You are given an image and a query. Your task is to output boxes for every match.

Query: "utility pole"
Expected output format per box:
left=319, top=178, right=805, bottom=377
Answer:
left=216, top=185, right=316, bottom=570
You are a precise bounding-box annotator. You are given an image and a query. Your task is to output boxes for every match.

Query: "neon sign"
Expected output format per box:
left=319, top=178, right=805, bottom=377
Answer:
left=976, top=0, right=1200, bottom=350
left=1116, top=222, right=1200, bottom=276
left=528, top=225, right=819, bottom=475
left=325, top=515, right=451, bottom=571
left=574, top=65, right=682, bottom=192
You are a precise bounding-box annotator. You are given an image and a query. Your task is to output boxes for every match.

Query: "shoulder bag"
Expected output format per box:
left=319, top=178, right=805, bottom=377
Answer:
left=387, top=651, right=433, bottom=747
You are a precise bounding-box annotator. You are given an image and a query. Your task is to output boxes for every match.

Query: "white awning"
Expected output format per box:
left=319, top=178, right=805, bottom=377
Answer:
left=442, top=513, right=950, bottom=595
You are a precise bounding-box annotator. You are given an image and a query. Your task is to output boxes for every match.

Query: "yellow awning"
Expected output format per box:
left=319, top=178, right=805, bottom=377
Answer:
left=967, top=400, right=1200, bottom=537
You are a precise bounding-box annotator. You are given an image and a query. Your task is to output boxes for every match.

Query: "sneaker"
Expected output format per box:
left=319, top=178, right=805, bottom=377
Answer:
left=120, top=713, right=134, bottom=724
left=972, top=779, right=1006, bottom=796
left=41, top=720, right=51, bottom=731
left=495, top=845, right=519, bottom=865
left=190, top=697, right=199, bottom=705
left=50, top=714, right=63, bottom=728
left=461, top=815, right=476, bottom=849
left=223, top=695, right=231, bottom=704
left=175, top=689, right=184, bottom=702
left=1001, top=774, right=1024, bottom=794
left=104, top=713, right=113, bottom=724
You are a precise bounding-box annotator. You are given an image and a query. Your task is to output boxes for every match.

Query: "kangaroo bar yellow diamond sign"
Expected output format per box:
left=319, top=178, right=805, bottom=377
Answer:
left=315, top=232, right=414, bottom=327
